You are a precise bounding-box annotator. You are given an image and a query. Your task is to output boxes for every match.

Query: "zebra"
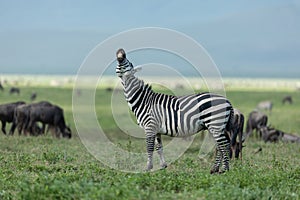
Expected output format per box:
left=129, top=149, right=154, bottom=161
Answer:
left=115, top=48, right=234, bottom=174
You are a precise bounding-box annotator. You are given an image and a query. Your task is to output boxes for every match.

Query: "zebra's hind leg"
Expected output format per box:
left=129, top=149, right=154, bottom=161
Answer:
left=210, top=147, right=222, bottom=174
left=156, top=134, right=167, bottom=169
left=209, top=127, right=231, bottom=174
left=219, top=142, right=230, bottom=173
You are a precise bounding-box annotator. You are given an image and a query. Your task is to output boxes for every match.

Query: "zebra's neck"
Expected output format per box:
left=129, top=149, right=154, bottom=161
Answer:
left=121, top=74, right=154, bottom=120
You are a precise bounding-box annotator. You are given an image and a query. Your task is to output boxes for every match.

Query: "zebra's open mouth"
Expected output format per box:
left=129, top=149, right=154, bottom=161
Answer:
left=116, top=48, right=126, bottom=63
left=115, top=49, right=134, bottom=78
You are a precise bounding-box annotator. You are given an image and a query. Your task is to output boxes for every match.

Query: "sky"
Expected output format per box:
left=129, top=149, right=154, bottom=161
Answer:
left=0, top=0, right=299, bottom=77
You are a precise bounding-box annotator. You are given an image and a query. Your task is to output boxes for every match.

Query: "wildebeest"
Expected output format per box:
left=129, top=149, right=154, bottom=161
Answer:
left=260, top=126, right=300, bottom=143
left=27, top=104, right=71, bottom=138
left=246, top=110, right=268, bottom=138
left=9, top=87, right=20, bottom=95
left=282, top=95, right=293, bottom=104
left=260, top=126, right=284, bottom=143
left=256, top=101, right=273, bottom=113
left=30, top=92, right=37, bottom=102
left=105, top=87, right=113, bottom=92
left=9, top=101, right=53, bottom=136
left=10, top=104, right=30, bottom=135
left=0, top=101, right=26, bottom=134
left=226, top=108, right=244, bottom=160
left=76, top=89, right=81, bottom=97
left=0, top=82, right=4, bottom=91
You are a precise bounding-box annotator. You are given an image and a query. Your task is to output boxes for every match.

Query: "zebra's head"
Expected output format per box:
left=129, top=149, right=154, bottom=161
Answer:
left=116, top=48, right=134, bottom=78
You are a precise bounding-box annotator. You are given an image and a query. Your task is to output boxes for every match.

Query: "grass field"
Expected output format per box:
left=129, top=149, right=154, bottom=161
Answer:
left=0, top=77, right=300, bottom=199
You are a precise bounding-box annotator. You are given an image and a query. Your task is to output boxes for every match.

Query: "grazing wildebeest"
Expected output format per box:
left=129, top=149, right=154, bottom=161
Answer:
left=282, top=95, right=293, bottom=104
left=30, top=92, right=37, bottom=102
left=76, top=89, right=81, bottom=97
left=261, top=126, right=300, bottom=143
left=226, top=108, right=244, bottom=160
left=27, top=104, right=71, bottom=138
left=260, top=126, right=284, bottom=143
left=0, top=82, right=4, bottom=91
left=256, top=101, right=273, bottom=113
left=246, top=110, right=268, bottom=138
left=0, top=101, right=26, bottom=134
left=9, top=87, right=20, bottom=95
left=10, top=104, right=30, bottom=135
left=105, top=87, right=113, bottom=92
left=9, top=101, right=53, bottom=136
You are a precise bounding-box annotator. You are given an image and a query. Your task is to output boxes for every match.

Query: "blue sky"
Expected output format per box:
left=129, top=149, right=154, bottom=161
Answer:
left=0, top=0, right=299, bottom=77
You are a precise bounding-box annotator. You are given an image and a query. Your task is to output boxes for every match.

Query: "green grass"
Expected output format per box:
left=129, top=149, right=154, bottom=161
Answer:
left=0, top=82, right=300, bottom=199
left=0, top=136, right=299, bottom=199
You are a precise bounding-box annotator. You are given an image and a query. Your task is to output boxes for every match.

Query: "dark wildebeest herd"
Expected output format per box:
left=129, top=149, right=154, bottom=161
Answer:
left=246, top=109, right=300, bottom=143
left=0, top=101, right=71, bottom=138
left=0, top=81, right=71, bottom=138
left=245, top=97, right=300, bottom=144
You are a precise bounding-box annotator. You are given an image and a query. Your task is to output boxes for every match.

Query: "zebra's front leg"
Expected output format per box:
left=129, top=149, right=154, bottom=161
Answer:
left=145, top=132, right=156, bottom=171
left=156, top=134, right=167, bottom=169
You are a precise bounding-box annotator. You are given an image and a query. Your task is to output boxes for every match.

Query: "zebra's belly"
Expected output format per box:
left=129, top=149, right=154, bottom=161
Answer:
left=158, top=119, right=206, bottom=137
left=177, top=119, right=206, bottom=136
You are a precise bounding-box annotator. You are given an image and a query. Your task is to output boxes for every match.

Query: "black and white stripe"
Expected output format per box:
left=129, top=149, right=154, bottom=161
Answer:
left=116, top=49, right=233, bottom=173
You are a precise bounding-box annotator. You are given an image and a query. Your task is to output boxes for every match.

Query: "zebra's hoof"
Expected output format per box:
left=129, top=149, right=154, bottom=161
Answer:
left=146, top=163, right=153, bottom=171
left=160, top=163, right=168, bottom=169
left=218, top=169, right=229, bottom=174
left=210, top=167, right=220, bottom=174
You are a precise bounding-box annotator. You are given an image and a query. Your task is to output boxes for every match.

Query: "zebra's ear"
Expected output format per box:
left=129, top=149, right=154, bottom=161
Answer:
left=133, top=66, right=142, bottom=73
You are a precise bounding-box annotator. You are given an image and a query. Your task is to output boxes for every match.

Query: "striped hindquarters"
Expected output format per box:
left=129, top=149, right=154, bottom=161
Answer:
left=162, top=92, right=233, bottom=136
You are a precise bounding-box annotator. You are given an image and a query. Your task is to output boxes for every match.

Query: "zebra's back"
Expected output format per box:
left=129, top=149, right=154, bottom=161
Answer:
left=156, top=92, right=232, bottom=137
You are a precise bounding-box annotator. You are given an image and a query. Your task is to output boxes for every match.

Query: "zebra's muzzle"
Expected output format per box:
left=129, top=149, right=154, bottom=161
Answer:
left=116, top=48, right=126, bottom=64
left=116, top=48, right=134, bottom=77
